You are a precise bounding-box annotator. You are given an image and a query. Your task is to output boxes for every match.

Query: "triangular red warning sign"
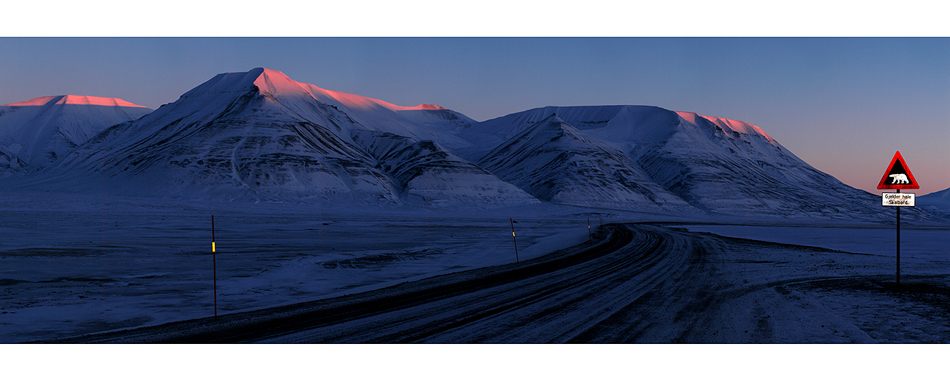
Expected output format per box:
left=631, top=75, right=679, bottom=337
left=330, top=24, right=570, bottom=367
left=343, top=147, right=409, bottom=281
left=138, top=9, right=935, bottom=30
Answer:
left=877, top=151, right=919, bottom=190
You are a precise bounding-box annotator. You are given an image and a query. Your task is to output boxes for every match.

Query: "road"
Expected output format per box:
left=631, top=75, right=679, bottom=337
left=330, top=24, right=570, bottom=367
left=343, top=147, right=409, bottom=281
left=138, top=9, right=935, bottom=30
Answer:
left=48, top=224, right=719, bottom=343
left=47, top=223, right=950, bottom=343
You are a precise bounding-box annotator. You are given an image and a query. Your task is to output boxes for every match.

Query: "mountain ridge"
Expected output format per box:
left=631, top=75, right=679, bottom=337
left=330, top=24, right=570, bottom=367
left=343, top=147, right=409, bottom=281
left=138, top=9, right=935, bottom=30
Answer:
left=2, top=95, right=147, bottom=108
left=477, top=113, right=698, bottom=214
left=13, top=68, right=536, bottom=207
left=1, top=67, right=940, bottom=220
left=0, top=96, right=152, bottom=170
left=462, top=105, right=926, bottom=220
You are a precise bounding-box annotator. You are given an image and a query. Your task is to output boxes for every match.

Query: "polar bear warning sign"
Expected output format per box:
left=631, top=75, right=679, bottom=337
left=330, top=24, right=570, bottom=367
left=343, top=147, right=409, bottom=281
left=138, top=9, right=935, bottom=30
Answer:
left=877, top=151, right=918, bottom=286
left=877, top=151, right=919, bottom=190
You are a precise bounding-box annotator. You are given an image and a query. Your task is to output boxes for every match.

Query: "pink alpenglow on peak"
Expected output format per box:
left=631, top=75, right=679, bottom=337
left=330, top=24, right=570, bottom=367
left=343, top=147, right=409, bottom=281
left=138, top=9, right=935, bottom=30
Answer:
left=314, top=88, right=448, bottom=112
left=232, top=68, right=451, bottom=113
left=3, top=95, right=146, bottom=108
left=409, top=104, right=447, bottom=111
left=676, top=111, right=776, bottom=143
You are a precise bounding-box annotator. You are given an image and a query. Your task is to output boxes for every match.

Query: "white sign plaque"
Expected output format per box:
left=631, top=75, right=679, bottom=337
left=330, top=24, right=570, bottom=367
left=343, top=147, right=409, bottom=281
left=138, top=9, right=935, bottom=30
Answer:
left=882, top=193, right=915, bottom=207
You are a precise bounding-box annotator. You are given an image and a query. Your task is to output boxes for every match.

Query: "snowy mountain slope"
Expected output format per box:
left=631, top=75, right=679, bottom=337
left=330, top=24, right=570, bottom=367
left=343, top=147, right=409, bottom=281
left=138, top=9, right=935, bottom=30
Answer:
left=640, top=110, right=907, bottom=219
left=0, top=146, right=24, bottom=172
left=466, top=106, right=908, bottom=219
left=453, top=105, right=679, bottom=162
left=223, top=68, right=478, bottom=150
left=918, top=188, right=950, bottom=215
left=352, top=130, right=538, bottom=206
left=477, top=114, right=696, bottom=214
left=0, top=95, right=152, bottom=170
left=26, top=68, right=536, bottom=206
left=3, top=68, right=936, bottom=220
left=35, top=69, right=404, bottom=202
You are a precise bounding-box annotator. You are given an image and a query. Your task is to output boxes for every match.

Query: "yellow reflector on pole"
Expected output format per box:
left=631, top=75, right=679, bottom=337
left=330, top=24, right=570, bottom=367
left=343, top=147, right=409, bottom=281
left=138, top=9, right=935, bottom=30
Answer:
left=212, top=241, right=216, bottom=252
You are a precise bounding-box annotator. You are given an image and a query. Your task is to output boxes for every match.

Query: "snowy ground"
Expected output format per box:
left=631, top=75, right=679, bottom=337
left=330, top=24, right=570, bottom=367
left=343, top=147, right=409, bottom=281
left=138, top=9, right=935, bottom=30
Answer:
left=3, top=191, right=950, bottom=344
left=672, top=222, right=950, bottom=343
left=0, top=192, right=617, bottom=343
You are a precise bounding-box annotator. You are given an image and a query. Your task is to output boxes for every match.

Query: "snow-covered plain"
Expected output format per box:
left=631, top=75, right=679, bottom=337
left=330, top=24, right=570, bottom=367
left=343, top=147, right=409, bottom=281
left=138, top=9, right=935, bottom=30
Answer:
left=673, top=222, right=950, bottom=343
left=0, top=191, right=613, bottom=343
left=3, top=189, right=950, bottom=343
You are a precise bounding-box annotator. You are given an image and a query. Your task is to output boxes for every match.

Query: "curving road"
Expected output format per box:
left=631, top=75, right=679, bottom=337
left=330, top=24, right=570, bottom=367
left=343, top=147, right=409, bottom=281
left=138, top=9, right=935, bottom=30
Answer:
left=48, top=223, right=949, bottom=343
left=49, top=224, right=719, bottom=343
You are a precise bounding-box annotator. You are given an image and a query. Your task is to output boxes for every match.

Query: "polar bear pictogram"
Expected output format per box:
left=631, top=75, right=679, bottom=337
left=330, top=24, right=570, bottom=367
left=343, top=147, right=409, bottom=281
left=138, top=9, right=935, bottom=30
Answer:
left=889, top=173, right=910, bottom=184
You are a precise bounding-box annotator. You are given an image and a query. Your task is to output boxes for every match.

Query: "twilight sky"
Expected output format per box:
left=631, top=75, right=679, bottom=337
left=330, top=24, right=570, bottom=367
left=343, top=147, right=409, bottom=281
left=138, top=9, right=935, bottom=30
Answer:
left=1, top=7, right=949, bottom=196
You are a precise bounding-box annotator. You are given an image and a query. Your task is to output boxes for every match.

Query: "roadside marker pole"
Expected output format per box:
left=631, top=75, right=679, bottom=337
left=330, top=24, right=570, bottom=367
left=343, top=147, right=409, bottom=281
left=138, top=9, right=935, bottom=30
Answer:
left=588, top=217, right=592, bottom=242
left=510, top=218, right=519, bottom=263
left=212, top=215, right=217, bottom=318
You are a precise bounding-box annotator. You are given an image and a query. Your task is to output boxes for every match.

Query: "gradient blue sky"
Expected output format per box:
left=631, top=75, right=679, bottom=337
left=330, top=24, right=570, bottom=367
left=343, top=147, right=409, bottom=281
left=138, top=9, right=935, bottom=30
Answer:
left=2, top=5, right=949, bottom=196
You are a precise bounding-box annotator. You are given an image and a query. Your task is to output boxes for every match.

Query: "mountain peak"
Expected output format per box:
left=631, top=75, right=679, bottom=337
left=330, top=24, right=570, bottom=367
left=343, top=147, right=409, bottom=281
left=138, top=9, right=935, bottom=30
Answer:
left=534, top=113, right=581, bottom=138
left=491, top=112, right=599, bottom=157
left=180, top=68, right=451, bottom=114
left=540, top=112, right=567, bottom=124
left=249, top=67, right=308, bottom=95
left=180, top=67, right=305, bottom=98
left=0, top=95, right=152, bottom=168
left=3, top=95, right=146, bottom=108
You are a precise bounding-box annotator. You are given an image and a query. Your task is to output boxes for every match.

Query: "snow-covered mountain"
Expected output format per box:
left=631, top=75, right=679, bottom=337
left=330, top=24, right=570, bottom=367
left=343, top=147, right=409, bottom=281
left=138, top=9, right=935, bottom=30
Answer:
left=24, top=68, right=535, bottom=206
left=0, top=95, right=151, bottom=171
left=0, top=143, right=22, bottom=171
left=350, top=130, right=535, bottom=206
left=477, top=113, right=697, bottom=214
left=460, top=106, right=910, bottom=219
left=918, top=188, right=950, bottom=216
left=3, top=68, right=938, bottom=220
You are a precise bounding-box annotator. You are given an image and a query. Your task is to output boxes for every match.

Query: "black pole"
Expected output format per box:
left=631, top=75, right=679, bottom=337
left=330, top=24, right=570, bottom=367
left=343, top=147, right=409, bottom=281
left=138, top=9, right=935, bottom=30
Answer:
left=588, top=217, right=591, bottom=242
left=896, top=190, right=901, bottom=286
left=212, top=215, right=217, bottom=317
left=510, top=217, right=519, bottom=263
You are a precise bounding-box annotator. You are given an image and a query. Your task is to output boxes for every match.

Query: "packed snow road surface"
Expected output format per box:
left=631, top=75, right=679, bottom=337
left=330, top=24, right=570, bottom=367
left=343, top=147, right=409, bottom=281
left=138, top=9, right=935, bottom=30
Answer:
left=49, top=223, right=950, bottom=343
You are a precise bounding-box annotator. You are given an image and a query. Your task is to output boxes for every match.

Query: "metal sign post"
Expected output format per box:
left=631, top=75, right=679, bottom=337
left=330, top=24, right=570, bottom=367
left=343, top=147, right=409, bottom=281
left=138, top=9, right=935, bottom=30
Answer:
left=896, top=190, right=901, bottom=286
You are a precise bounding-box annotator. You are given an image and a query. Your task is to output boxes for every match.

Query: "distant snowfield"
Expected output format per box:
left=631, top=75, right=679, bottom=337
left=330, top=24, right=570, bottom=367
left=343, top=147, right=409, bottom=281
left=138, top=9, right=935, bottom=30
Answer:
left=3, top=191, right=950, bottom=343
left=677, top=223, right=950, bottom=259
